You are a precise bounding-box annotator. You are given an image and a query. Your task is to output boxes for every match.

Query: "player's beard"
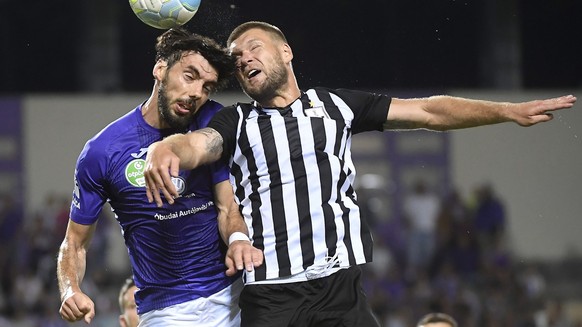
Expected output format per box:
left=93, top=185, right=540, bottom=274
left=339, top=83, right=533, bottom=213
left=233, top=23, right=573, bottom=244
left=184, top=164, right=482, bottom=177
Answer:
left=242, top=55, right=288, bottom=105
left=157, top=79, right=195, bottom=131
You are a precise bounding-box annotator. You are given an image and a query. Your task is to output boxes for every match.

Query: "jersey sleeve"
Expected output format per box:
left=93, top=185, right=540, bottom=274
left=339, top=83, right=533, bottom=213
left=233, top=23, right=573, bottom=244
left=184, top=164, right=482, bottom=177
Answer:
left=207, top=105, right=239, bottom=163
left=69, top=139, right=110, bottom=225
left=209, top=160, right=230, bottom=185
left=329, top=88, right=391, bottom=134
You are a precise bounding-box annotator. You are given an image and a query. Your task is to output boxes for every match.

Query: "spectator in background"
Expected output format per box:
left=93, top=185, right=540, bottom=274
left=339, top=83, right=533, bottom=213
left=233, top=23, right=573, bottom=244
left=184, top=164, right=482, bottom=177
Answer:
left=416, top=312, right=458, bottom=327
left=472, top=183, right=506, bottom=251
left=534, top=299, right=572, bottom=327
left=119, top=277, right=139, bottom=327
left=435, top=189, right=471, bottom=251
left=403, top=178, right=441, bottom=279
left=519, top=263, right=547, bottom=301
left=0, top=193, right=23, bottom=315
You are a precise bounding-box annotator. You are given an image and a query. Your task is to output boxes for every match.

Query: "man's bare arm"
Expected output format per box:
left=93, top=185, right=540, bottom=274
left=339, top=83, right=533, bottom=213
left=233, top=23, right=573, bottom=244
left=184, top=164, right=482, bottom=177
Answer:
left=144, top=127, right=224, bottom=206
left=385, top=95, right=576, bottom=131
left=57, top=220, right=96, bottom=324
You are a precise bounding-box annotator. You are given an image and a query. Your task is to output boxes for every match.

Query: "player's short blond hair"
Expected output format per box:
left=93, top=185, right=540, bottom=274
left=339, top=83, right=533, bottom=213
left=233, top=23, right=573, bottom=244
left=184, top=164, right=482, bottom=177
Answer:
left=227, top=21, right=289, bottom=47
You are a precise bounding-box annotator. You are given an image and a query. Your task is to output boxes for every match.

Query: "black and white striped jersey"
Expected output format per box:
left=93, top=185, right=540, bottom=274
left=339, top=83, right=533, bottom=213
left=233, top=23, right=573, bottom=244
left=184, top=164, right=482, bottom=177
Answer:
left=209, top=87, right=391, bottom=282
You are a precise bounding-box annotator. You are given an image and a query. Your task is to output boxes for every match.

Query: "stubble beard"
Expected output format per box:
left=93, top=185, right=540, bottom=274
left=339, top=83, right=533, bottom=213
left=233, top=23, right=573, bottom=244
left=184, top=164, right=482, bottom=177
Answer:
left=242, top=57, right=288, bottom=105
left=157, top=78, right=194, bottom=131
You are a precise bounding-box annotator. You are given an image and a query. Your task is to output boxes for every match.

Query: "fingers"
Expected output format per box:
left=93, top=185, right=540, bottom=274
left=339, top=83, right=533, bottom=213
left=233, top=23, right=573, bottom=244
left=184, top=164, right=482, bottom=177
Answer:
left=556, top=94, right=576, bottom=105
left=59, top=294, right=94, bottom=323
left=84, top=306, right=95, bottom=324
left=144, top=154, right=180, bottom=207
left=227, top=242, right=247, bottom=272
left=534, top=113, right=554, bottom=124
left=145, top=185, right=153, bottom=203
left=539, top=95, right=576, bottom=113
left=59, top=304, right=76, bottom=322
left=515, top=95, right=576, bottom=126
left=251, top=247, right=264, bottom=268
left=226, top=242, right=265, bottom=275
left=144, top=166, right=172, bottom=207
left=225, top=256, right=237, bottom=277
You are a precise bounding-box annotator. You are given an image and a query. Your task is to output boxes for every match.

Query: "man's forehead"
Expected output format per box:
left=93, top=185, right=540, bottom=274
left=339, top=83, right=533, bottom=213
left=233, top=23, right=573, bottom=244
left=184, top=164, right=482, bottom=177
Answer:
left=180, top=51, right=217, bottom=76
left=230, top=29, right=268, bottom=51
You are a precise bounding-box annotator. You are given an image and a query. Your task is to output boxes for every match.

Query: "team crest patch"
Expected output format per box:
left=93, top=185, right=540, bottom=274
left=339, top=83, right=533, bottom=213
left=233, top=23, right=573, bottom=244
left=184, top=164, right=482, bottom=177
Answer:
left=304, top=106, right=330, bottom=119
left=171, top=176, right=186, bottom=195
left=125, top=159, right=146, bottom=187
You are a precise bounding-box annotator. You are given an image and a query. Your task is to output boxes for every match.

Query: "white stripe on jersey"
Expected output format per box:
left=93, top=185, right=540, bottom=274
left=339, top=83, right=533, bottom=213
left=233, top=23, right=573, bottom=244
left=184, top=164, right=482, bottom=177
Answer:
left=270, top=114, right=304, bottom=272
left=231, top=107, right=255, bottom=239
left=296, top=116, right=327, bottom=262
left=326, top=92, right=367, bottom=263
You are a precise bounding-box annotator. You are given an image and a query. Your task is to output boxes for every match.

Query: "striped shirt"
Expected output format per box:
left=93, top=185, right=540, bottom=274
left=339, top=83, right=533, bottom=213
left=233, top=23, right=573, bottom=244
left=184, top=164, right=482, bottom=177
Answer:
left=209, top=87, right=391, bottom=282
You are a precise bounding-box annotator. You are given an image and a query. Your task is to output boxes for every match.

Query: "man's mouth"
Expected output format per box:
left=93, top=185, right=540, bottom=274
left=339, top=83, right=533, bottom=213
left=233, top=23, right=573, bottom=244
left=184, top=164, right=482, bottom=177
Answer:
left=247, top=69, right=261, bottom=79
left=175, top=102, right=193, bottom=115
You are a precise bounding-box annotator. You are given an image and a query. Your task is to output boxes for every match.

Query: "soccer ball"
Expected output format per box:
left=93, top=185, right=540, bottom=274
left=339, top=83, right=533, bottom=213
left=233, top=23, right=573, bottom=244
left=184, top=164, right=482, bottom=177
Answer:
left=129, top=0, right=201, bottom=29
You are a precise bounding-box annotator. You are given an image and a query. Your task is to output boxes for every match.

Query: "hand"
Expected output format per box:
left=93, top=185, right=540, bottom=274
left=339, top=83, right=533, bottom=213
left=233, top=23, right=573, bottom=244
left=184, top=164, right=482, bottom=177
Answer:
left=512, top=94, right=576, bottom=126
left=144, top=142, right=181, bottom=207
left=225, top=241, right=264, bottom=276
left=59, top=291, right=95, bottom=324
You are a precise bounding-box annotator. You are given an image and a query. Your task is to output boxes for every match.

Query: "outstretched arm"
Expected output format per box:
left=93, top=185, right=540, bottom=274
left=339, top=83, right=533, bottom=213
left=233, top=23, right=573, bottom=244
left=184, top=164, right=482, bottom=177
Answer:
left=213, top=180, right=264, bottom=276
left=144, top=127, right=224, bottom=207
left=384, top=94, right=576, bottom=131
left=57, top=220, right=97, bottom=324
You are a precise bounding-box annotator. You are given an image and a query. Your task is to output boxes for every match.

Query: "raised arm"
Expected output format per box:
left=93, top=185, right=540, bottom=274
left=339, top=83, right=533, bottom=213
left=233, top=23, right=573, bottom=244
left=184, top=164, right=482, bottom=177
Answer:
left=384, top=94, right=576, bottom=131
left=57, top=220, right=97, bottom=324
left=144, top=127, right=224, bottom=206
left=213, top=180, right=264, bottom=276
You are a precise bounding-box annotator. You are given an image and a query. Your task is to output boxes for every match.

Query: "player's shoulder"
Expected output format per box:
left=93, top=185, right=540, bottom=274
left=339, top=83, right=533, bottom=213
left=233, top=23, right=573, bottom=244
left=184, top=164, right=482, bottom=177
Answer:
left=311, top=86, right=359, bottom=99
left=83, top=108, right=139, bottom=154
left=97, top=107, right=137, bottom=133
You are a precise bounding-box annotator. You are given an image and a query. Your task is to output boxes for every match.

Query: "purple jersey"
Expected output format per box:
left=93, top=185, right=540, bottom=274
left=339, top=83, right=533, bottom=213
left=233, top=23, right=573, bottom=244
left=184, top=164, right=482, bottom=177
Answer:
left=70, top=100, right=236, bottom=314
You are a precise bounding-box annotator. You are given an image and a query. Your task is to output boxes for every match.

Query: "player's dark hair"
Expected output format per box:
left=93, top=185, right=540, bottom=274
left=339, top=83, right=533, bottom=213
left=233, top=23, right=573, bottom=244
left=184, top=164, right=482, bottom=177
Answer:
left=155, top=27, right=235, bottom=90
left=417, top=312, right=458, bottom=327
left=118, top=276, right=136, bottom=313
left=227, top=21, right=288, bottom=47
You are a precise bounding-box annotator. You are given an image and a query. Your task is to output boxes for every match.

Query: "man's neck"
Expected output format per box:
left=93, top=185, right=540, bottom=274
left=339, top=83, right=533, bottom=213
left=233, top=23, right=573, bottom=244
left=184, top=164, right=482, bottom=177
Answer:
left=141, top=94, right=163, bottom=129
left=257, top=87, right=301, bottom=109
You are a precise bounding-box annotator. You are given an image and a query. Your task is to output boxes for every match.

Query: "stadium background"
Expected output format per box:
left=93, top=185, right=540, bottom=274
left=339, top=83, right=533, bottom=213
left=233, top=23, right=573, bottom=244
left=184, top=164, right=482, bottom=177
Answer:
left=0, top=0, right=581, bottom=326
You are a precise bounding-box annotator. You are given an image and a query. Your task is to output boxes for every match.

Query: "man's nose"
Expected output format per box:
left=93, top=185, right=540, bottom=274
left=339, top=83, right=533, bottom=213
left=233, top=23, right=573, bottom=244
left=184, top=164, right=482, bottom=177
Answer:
left=188, top=80, right=204, bottom=99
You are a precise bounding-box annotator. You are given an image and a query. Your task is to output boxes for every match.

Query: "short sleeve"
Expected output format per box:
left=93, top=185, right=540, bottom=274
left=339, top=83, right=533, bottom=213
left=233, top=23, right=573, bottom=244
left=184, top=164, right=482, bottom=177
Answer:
left=69, top=140, right=109, bottom=225
left=207, top=105, right=240, bottom=163
left=328, top=88, right=391, bottom=134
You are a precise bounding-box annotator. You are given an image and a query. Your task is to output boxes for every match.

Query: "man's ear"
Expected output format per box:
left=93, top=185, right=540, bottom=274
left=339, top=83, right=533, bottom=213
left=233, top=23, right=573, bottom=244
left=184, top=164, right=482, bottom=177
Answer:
left=153, top=60, right=167, bottom=81
left=281, top=43, right=293, bottom=64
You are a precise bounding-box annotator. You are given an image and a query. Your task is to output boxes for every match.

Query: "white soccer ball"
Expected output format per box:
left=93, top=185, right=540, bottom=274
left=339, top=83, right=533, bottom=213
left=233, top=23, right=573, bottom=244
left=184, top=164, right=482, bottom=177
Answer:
left=129, top=0, right=201, bottom=29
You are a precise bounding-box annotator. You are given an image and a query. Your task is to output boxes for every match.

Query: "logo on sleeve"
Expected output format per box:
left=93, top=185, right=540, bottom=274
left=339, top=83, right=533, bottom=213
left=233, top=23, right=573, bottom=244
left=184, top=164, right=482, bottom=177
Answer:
left=125, top=159, right=186, bottom=195
left=72, top=170, right=81, bottom=209
left=125, top=159, right=146, bottom=187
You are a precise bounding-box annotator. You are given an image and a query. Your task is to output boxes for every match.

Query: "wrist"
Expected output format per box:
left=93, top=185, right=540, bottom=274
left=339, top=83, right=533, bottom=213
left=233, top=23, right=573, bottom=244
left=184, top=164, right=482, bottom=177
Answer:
left=228, top=232, right=250, bottom=245
left=61, top=286, right=76, bottom=302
